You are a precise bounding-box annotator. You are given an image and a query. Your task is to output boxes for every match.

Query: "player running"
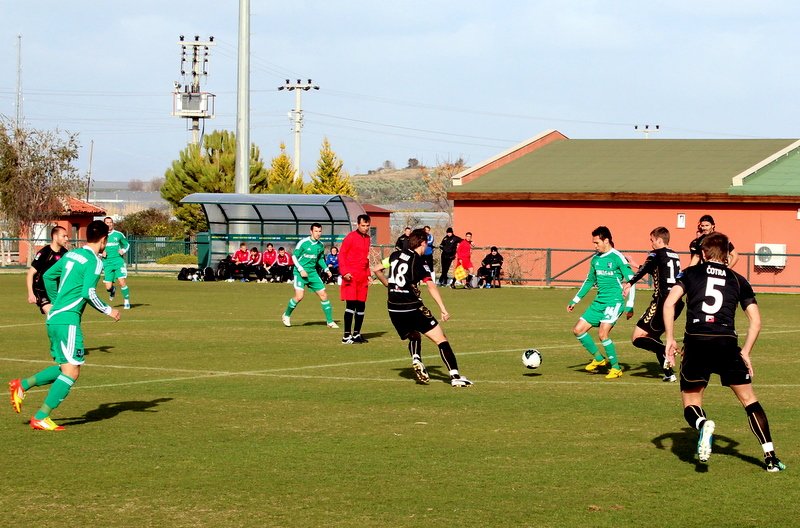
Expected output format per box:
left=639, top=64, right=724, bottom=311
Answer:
left=102, top=216, right=131, bottom=309
left=567, top=226, right=635, bottom=379
left=282, top=223, right=338, bottom=328
left=8, top=220, right=121, bottom=431
left=373, top=228, right=472, bottom=387
left=664, top=232, right=785, bottom=472
left=26, top=225, right=69, bottom=315
left=622, top=226, right=683, bottom=382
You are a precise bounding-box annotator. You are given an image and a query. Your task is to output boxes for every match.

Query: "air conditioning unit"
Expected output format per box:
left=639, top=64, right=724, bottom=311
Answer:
left=754, top=243, right=787, bottom=268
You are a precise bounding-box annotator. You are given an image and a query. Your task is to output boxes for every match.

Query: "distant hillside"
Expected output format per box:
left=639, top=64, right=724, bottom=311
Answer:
left=351, top=167, right=429, bottom=204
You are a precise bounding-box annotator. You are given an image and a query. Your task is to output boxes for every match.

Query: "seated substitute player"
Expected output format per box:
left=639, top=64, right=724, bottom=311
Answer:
left=231, top=242, right=251, bottom=281
left=622, top=227, right=684, bottom=382
left=567, top=226, right=635, bottom=379
left=8, top=220, right=121, bottom=431
left=102, top=217, right=132, bottom=309
left=272, top=247, right=293, bottom=283
left=282, top=223, right=338, bottom=328
left=26, top=225, right=69, bottom=314
left=262, top=243, right=278, bottom=282
left=373, top=228, right=472, bottom=387
left=663, top=232, right=785, bottom=472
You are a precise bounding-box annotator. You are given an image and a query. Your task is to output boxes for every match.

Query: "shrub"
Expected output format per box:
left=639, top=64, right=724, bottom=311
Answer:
left=156, top=253, right=197, bottom=265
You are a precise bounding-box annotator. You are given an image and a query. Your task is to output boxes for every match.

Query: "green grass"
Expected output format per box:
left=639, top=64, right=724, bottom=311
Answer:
left=0, top=276, right=797, bottom=527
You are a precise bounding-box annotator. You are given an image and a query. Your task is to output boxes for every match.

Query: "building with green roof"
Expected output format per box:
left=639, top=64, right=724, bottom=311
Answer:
left=447, top=130, right=800, bottom=289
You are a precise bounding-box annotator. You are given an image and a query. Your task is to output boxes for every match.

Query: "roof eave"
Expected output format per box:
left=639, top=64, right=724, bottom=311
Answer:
left=448, top=191, right=800, bottom=204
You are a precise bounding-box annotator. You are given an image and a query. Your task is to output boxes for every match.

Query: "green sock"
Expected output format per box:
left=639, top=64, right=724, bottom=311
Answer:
left=577, top=332, right=604, bottom=361
left=321, top=300, right=333, bottom=323
left=34, top=373, right=75, bottom=420
left=121, top=285, right=130, bottom=300
left=285, top=298, right=298, bottom=316
left=602, top=339, right=619, bottom=369
left=22, top=365, right=62, bottom=391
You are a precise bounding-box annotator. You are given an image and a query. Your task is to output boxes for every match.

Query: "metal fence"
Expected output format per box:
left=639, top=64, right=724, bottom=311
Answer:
left=3, top=237, right=799, bottom=291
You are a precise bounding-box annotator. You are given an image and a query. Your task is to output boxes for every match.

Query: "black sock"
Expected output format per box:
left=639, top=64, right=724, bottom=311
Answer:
left=745, top=401, right=775, bottom=457
left=684, top=405, right=707, bottom=430
left=353, top=301, right=366, bottom=335
left=408, top=336, right=421, bottom=361
left=344, top=301, right=355, bottom=335
left=437, top=341, right=459, bottom=375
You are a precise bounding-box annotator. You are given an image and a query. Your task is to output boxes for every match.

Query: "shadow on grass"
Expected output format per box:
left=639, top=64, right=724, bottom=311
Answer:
left=626, top=359, right=663, bottom=379
left=652, top=427, right=764, bottom=473
left=58, top=397, right=173, bottom=426
left=84, top=345, right=115, bottom=356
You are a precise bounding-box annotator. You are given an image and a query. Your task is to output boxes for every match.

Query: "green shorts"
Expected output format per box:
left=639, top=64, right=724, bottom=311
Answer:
left=104, top=262, right=128, bottom=282
left=47, top=324, right=85, bottom=366
left=580, top=301, right=623, bottom=327
left=293, top=269, right=326, bottom=293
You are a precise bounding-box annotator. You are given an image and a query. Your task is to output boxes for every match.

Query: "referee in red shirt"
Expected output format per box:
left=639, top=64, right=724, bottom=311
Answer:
left=339, top=214, right=372, bottom=344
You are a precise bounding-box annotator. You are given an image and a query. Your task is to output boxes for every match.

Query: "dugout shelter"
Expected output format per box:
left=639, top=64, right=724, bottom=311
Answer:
left=181, top=193, right=366, bottom=268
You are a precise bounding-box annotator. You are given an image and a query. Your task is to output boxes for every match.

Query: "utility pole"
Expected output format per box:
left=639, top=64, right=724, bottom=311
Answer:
left=85, top=140, right=94, bottom=201
left=634, top=124, right=660, bottom=139
left=172, top=35, right=215, bottom=146
left=15, top=35, right=23, bottom=132
left=278, top=79, right=319, bottom=180
left=234, top=0, right=250, bottom=195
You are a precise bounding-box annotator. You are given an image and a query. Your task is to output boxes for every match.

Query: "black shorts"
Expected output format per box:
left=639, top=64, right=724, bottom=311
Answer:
left=389, top=305, right=439, bottom=340
left=680, top=334, right=751, bottom=391
left=33, top=288, right=52, bottom=314
left=636, top=298, right=684, bottom=336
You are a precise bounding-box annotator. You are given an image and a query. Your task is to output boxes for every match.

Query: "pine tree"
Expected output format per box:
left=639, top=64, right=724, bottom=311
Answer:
left=309, top=137, right=355, bottom=196
left=268, top=143, right=306, bottom=194
left=161, top=130, right=269, bottom=233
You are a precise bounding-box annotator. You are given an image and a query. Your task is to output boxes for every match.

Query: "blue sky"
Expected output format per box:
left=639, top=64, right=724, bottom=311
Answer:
left=1, top=1, right=798, bottom=182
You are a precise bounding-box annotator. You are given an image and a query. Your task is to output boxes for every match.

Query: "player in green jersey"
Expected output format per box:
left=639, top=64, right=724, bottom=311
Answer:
left=8, top=220, right=121, bottom=431
left=282, top=223, right=338, bottom=328
left=567, top=226, right=635, bottom=379
left=102, top=216, right=131, bottom=309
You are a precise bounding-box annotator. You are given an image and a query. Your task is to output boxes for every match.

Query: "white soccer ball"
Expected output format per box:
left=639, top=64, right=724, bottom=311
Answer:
left=522, top=349, right=542, bottom=369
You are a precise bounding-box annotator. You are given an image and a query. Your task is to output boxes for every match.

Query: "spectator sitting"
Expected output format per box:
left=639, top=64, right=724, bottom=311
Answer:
left=232, top=242, right=251, bottom=281
left=272, top=246, right=293, bottom=283
left=325, top=246, right=340, bottom=284
left=477, top=246, right=504, bottom=288
left=248, top=247, right=267, bottom=282
left=262, top=243, right=278, bottom=282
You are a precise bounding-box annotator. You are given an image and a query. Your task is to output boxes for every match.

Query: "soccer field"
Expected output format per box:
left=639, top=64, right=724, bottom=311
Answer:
left=0, top=275, right=797, bottom=527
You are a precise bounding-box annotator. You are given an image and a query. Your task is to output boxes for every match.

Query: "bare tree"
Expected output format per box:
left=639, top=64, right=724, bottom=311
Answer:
left=148, top=176, right=166, bottom=192
left=0, top=121, right=83, bottom=260
left=414, top=158, right=465, bottom=223
left=128, top=178, right=145, bottom=191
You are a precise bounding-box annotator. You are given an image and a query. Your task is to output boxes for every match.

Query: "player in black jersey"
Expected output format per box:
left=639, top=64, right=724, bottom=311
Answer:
left=687, top=214, right=738, bottom=268
left=26, top=226, right=69, bottom=314
left=622, top=227, right=684, bottom=382
left=663, top=232, right=785, bottom=472
left=373, top=228, right=472, bottom=387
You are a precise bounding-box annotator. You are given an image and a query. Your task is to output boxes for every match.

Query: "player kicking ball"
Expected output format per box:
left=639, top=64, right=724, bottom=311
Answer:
left=373, top=228, right=472, bottom=388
